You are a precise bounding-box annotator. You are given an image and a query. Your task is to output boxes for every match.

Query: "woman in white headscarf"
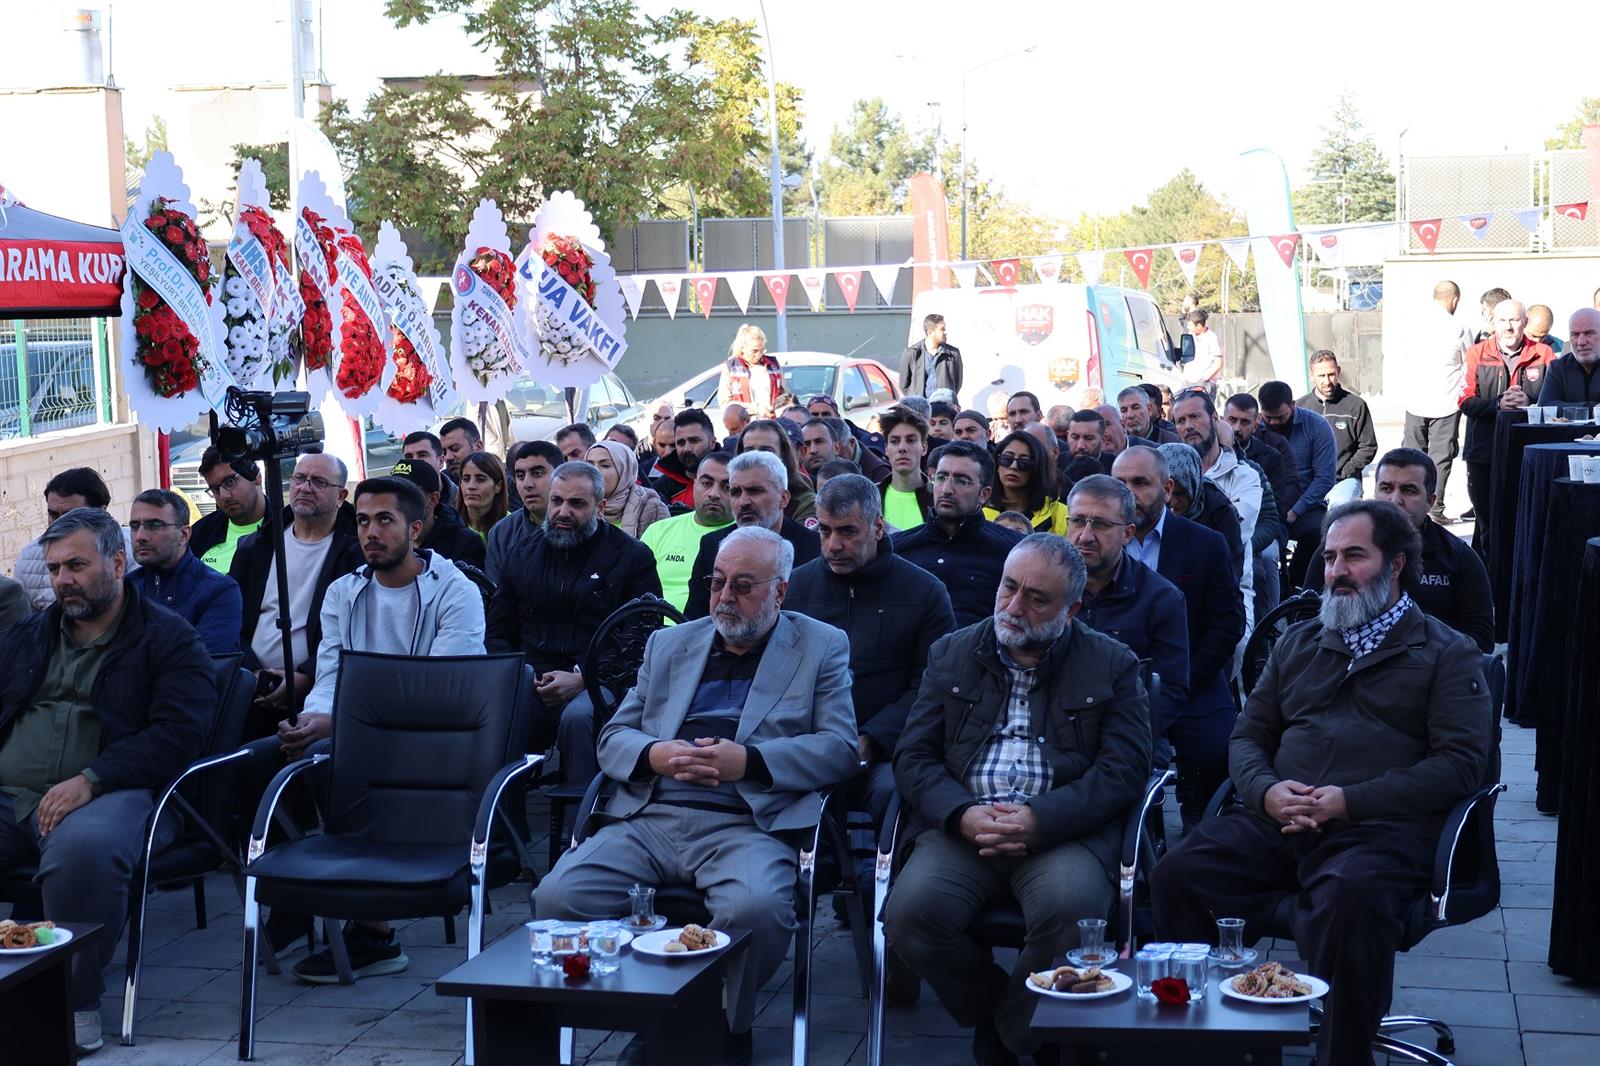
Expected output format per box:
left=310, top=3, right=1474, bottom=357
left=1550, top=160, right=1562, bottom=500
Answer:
left=587, top=440, right=669, bottom=538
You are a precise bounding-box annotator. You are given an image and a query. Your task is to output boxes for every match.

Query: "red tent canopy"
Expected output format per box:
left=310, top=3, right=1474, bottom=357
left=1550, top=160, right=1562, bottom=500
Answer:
left=0, top=189, right=125, bottom=319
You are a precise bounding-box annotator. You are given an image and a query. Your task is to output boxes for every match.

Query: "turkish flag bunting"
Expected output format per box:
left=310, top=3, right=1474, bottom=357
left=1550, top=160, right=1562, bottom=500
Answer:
left=690, top=275, right=719, bottom=319
left=1170, top=243, right=1203, bottom=285
left=1555, top=201, right=1590, bottom=221
left=834, top=270, right=863, bottom=312
left=1409, top=219, right=1443, bottom=254
left=616, top=275, right=644, bottom=320
left=762, top=273, right=791, bottom=308
left=797, top=269, right=827, bottom=312
left=991, top=258, right=1021, bottom=288
left=653, top=275, right=682, bottom=319
left=1269, top=232, right=1301, bottom=267
left=1123, top=248, right=1154, bottom=288
left=1033, top=254, right=1063, bottom=284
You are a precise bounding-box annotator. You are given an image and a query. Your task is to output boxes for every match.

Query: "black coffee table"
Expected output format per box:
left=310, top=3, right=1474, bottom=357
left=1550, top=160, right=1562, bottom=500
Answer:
left=1031, top=958, right=1314, bottom=1065
left=0, top=923, right=101, bottom=1066
left=435, top=928, right=750, bottom=1065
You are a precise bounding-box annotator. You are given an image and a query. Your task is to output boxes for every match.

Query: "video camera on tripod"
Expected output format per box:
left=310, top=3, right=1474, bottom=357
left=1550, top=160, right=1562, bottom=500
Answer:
left=210, top=388, right=327, bottom=722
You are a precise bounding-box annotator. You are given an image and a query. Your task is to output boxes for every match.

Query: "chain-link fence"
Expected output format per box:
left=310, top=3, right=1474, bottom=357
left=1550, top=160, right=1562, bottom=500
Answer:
left=701, top=218, right=812, bottom=311
left=0, top=318, right=109, bottom=440
left=1400, top=149, right=1598, bottom=253
left=822, top=216, right=913, bottom=307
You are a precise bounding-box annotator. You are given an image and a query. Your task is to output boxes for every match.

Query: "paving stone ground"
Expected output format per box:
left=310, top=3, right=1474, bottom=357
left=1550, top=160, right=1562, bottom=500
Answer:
left=32, top=723, right=1593, bottom=1066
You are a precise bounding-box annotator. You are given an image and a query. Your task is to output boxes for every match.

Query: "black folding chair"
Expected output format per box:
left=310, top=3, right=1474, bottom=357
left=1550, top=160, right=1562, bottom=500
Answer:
left=1199, top=653, right=1507, bottom=1066
left=1240, top=588, right=1320, bottom=696
left=565, top=771, right=837, bottom=1066
left=866, top=768, right=1175, bottom=1066
left=542, top=594, right=685, bottom=866
left=237, top=652, right=542, bottom=1063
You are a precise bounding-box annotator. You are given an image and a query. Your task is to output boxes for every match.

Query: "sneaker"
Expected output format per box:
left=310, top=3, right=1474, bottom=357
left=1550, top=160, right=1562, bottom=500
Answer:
left=74, top=1010, right=103, bottom=1055
left=293, top=922, right=409, bottom=984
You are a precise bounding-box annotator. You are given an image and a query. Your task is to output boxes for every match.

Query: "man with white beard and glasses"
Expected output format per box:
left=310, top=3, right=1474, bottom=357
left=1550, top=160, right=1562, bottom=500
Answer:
left=888, top=534, right=1151, bottom=1066
left=487, top=461, right=660, bottom=774
left=1152, top=499, right=1491, bottom=1066
left=534, top=526, right=857, bottom=1065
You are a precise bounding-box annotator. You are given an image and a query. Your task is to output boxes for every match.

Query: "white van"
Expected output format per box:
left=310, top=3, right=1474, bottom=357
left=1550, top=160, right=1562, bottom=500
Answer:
left=908, top=283, right=1188, bottom=413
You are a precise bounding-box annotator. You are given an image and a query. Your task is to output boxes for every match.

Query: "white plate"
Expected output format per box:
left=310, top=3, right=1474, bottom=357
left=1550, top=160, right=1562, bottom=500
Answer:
left=1026, top=967, right=1132, bottom=1001
left=631, top=928, right=731, bottom=959
left=0, top=926, right=73, bottom=955
left=1221, top=971, right=1330, bottom=1005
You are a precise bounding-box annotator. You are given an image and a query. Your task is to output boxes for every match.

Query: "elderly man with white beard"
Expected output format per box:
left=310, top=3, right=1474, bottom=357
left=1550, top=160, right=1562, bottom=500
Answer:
left=887, top=534, right=1151, bottom=1066
left=1152, top=499, right=1492, bottom=1066
left=533, top=525, right=858, bottom=1066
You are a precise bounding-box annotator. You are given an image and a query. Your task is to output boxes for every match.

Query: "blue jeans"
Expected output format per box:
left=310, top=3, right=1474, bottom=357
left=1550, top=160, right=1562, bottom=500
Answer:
left=0, top=788, right=175, bottom=1010
left=1326, top=477, right=1363, bottom=506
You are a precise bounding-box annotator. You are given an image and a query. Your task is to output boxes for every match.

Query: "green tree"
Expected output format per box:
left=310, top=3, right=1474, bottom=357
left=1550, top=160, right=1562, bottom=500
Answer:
left=1292, top=94, right=1394, bottom=225
left=819, top=98, right=935, bottom=215
left=1067, top=170, right=1256, bottom=310
left=123, top=116, right=168, bottom=176
left=1546, top=97, right=1600, bottom=149
left=359, top=0, right=807, bottom=260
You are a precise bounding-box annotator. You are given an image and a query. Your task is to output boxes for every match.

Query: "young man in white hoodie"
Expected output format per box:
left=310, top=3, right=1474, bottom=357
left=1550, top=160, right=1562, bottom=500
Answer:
left=265, top=475, right=486, bottom=982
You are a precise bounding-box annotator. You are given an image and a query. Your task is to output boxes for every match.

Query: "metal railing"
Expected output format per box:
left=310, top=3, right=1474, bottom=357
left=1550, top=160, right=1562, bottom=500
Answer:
left=0, top=318, right=112, bottom=440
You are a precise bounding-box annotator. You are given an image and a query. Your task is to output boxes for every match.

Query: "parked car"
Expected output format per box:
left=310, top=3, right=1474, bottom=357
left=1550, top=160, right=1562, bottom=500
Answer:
left=505, top=371, right=643, bottom=443
left=908, top=283, right=1187, bottom=414
left=632, top=352, right=903, bottom=434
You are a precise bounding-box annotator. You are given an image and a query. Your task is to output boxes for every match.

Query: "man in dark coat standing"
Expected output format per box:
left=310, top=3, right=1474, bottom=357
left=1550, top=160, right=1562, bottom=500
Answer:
left=899, top=313, right=963, bottom=400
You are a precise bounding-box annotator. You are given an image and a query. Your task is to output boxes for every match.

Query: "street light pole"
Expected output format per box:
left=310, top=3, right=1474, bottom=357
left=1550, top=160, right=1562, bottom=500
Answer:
left=756, top=0, right=787, bottom=352
left=959, top=45, right=1036, bottom=261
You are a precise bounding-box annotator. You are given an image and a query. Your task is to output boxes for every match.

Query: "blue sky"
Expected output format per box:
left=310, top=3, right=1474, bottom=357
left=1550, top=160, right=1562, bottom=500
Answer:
left=8, top=0, right=1593, bottom=220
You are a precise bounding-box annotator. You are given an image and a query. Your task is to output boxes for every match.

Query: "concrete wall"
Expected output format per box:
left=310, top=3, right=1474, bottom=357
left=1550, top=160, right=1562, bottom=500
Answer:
left=0, top=423, right=158, bottom=570
left=0, top=85, right=126, bottom=225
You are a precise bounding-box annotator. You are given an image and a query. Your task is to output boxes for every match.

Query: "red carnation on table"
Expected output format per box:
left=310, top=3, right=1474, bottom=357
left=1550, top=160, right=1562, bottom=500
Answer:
left=1151, top=977, right=1191, bottom=1006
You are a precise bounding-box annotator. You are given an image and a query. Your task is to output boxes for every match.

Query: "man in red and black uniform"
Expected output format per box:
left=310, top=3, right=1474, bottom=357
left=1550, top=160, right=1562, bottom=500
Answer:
left=1458, top=298, right=1556, bottom=552
left=650, top=409, right=718, bottom=511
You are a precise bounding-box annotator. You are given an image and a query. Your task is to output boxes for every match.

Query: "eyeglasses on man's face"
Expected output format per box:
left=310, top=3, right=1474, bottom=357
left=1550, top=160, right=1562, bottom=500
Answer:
left=290, top=473, right=340, bottom=492
left=1066, top=515, right=1124, bottom=533
left=128, top=519, right=179, bottom=533
left=205, top=473, right=242, bottom=497
left=930, top=472, right=979, bottom=489
left=704, top=574, right=780, bottom=598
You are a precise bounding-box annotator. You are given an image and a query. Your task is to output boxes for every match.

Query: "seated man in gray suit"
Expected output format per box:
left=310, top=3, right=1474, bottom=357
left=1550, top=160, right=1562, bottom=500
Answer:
left=533, top=525, right=859, bottom=1063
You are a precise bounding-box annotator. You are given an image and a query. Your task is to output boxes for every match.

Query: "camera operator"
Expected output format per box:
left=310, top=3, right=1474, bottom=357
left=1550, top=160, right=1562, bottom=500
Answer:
left=229, top=452, right=362, bottom=731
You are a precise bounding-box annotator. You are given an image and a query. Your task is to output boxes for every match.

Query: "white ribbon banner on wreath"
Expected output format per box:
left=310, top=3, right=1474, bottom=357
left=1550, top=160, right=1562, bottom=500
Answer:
left=454, top=261, right=524, bottom=375
left=374, top=266, right=457, bottom=413
left=226, top=223, right=275, bottom=317
left=120, top=211, right=234, bottom=411
left=532, top=262, right=629, bottom=370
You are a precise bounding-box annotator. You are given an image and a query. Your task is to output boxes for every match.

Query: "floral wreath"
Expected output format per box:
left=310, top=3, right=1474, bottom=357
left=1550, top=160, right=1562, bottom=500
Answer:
left=461, top=246, right=518, bottom=385
left=534, top=234, right=597, bottom=365
left=130, top=197, right=211, bottom=398
left=221, top=205, right=289, bottom=384
left=332, top=233, right=386, bottom=400
left=297, top=207, right=339, bottom=371
left=384, top=271, right=433, bottom=404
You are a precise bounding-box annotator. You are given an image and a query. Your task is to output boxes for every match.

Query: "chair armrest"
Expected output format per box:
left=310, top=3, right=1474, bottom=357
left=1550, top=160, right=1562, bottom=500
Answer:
left=246, top=754, right=328, bottom=863
left=1431, top=782, right=1506, bottom=922
left=146, top=746, right=254, bottom=866
left=1120, top=769, right=1176, bottom=871
left=1201, top=777, right=1238, bottom=823
left=568, top=772, right=610, bottom=849
left=471, top=754, right=546, bottom=856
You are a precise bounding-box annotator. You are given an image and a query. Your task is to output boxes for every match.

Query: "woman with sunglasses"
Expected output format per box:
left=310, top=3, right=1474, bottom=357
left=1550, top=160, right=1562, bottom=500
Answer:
left=983, top=430, right=1070, bottom=534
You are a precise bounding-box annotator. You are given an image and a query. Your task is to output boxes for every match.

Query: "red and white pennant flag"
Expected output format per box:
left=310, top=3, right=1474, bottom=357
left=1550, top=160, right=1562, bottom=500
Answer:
left=1170, top=243, right=1203, bottom=285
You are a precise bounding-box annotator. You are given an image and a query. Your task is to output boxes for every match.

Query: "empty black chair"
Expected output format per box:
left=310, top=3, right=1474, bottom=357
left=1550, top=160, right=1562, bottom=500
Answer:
left=1199, top=652, right=1507, bottom=1066
left=238, top=652, right=541, bottom=1062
